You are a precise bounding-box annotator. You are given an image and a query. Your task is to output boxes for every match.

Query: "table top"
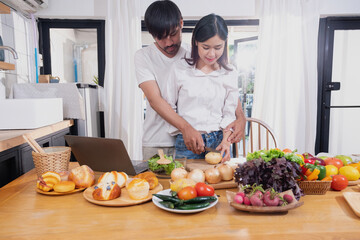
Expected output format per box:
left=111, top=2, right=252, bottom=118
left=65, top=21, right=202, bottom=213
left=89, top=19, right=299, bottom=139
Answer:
left=0, top=120, right=73, bottom=152
left=1, top=162, right=360, bottom=239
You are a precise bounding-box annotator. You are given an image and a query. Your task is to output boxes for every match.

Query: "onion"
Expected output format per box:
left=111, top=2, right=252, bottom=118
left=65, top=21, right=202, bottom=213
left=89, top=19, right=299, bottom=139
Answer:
left=205, top=152, right=222, bottom=165
left=171, top=168, right=188, bottom=181
left=217, top=164, right=234, bottom=181
left=187, top=169, right=205, bottom=183
left=204, top=167, right=221, bottom=184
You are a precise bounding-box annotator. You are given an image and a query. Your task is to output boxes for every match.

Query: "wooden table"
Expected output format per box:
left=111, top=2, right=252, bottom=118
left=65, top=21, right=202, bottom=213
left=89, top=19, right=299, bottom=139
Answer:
left=1, top=163, right=360, bottom=239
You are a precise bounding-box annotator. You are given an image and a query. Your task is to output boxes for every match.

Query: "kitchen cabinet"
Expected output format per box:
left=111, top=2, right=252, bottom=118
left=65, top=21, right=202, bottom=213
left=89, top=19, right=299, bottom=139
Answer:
left=0, top=148, right=20, bottom=187
left=0, top=128, right=70, bottom=187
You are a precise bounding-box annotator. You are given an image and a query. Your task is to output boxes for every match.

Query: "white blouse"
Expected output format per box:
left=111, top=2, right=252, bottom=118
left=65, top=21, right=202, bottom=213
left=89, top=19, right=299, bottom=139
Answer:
left=164, top=58, right=238, bottom=136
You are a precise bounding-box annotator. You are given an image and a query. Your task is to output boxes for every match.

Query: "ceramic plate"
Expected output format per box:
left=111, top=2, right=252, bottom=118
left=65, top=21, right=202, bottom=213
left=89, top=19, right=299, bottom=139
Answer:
left=152, top=189, right=218, bottom=213
left=36, top=187, right=85, bottom=196
left=347, top=179, right=360, bottom=186
left=226, top=190, right=304, bottom=213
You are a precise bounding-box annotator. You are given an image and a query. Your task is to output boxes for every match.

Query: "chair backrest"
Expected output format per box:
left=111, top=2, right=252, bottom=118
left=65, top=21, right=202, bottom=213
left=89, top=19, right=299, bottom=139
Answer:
left=233, top=117, right=278, bottom=158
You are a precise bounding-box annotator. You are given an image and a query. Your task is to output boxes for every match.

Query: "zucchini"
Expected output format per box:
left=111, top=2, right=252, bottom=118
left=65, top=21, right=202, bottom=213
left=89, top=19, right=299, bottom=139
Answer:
left=176, top=202, right=211, bottom=210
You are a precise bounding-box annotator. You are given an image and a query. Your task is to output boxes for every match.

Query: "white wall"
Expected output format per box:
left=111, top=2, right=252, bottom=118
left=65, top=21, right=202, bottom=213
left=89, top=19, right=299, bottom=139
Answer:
left=35, top=0, right=360, bottom=19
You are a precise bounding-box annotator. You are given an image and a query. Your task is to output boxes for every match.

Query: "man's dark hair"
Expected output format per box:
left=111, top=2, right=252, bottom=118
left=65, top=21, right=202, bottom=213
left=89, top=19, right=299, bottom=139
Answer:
left=186, top=13, right=231, bottom=71
left=144, top=0, right=182, bottom=40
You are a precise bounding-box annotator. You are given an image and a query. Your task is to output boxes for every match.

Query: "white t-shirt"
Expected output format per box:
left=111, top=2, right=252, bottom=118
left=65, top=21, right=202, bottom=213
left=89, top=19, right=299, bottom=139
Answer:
left=134, top=43, right=190, bottom=147
left=164, top=59, right=238, bottom=136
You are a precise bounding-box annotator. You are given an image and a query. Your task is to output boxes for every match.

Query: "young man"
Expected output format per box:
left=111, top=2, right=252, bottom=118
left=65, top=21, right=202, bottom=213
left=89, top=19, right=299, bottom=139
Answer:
left=135, top=0, right=245, bottom=160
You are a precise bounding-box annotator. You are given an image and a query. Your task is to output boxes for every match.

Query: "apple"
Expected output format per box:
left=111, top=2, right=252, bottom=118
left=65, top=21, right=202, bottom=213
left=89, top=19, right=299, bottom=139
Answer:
left=334, top=155, right=352, bottom=166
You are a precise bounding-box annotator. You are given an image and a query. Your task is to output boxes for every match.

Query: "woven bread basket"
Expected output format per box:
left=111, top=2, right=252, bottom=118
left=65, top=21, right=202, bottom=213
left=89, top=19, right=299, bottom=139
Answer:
left=298, top=180, right=331, bottom=195
left=32, top=146, right=71, bottom=177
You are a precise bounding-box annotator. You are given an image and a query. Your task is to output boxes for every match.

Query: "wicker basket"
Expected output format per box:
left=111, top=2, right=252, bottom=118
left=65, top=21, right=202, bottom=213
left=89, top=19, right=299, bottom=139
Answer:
left=298, top=181, right=332, bottom=195
left=32, top=146, right=71, bottom=177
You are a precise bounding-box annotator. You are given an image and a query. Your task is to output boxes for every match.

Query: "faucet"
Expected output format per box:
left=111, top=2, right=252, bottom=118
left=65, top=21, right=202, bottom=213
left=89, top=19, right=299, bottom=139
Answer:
left=0, top=46, right=18, bottom=59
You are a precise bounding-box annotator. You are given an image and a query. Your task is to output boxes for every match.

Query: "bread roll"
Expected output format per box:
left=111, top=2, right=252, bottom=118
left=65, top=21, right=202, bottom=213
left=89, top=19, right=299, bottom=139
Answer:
left=41, top=171, right=61, bottom=187
left=36, top=178, right=52, bottom=192
left=126, top=178, right=150, bottom=200
left=53, top=181, right=76, bottom=193
left=97, top=171, right=128, bottom=188
left=134, top=172, right=159, bottom=190
left=59, top=171, right=70, bottom=181
left=92, top=182, right=121, bottom=201
left=68, top=165, right=95, bottom=188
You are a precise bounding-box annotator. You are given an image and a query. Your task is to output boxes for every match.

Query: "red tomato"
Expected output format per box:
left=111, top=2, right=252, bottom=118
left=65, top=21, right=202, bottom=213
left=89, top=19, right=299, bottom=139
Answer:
left=331, top=175, right=348, bottom=191
left=195, top=182, right=215, bottom=197
left=177, top=186, right=197, bottom=200
left=324, top=157, right=344, bottom=169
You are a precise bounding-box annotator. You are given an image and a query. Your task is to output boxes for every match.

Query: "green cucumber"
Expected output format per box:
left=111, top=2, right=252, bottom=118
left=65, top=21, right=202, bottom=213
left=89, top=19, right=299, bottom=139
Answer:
left=159, top=201, right=175, bottom=209
left=183, top=196, right=217, bottom=204
left=153, top=194, right=183, bottom=205
left=176, top=202, right=211, bottom=210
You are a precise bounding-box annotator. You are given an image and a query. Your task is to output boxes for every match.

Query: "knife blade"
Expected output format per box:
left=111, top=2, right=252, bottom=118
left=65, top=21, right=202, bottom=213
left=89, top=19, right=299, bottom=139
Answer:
left=205, top=147, right=220, bottom=153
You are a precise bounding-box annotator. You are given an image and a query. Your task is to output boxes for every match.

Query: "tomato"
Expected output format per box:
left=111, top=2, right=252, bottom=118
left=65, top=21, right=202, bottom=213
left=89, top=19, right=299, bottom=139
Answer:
left=331, top=175, right=348, bottom=191
left=324, top=157, right=344, bottom=169
left=283, top=148, right=292, bottom=153
left=177, top=186, right=197, bottom=200
left=195, top=182, right=215, bottom=197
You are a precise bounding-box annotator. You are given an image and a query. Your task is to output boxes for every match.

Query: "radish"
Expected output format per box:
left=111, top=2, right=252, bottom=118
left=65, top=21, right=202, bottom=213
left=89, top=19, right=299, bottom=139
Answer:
left=243, top=196, right=251, bottom=205
left=263, top=191, right=280, bottom=206
left=233, top=194, right=244, bottom=204
left=250, top=193, right=263, bottom=206
left=283, top=194, right=294, bottom=203
left=236, top=192, right=245, bottom=198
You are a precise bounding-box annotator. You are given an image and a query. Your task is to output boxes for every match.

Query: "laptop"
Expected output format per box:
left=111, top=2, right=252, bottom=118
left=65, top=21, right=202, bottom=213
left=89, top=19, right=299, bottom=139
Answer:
left=64, top=135, right=148, bottom=175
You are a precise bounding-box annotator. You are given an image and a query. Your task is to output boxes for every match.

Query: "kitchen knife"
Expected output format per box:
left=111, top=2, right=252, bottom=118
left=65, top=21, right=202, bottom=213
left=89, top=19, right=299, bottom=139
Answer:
left=205, top=147, right=221, bottom=153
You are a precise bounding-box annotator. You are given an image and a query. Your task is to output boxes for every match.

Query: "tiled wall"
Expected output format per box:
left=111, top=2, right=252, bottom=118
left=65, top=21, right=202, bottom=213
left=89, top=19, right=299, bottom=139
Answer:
left=0, top=10, right=34, bottom=98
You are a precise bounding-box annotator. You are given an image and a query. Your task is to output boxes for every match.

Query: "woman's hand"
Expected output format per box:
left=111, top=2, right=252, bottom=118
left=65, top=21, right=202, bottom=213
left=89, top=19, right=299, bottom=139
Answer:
left=216, top=140, right=231, bottom=162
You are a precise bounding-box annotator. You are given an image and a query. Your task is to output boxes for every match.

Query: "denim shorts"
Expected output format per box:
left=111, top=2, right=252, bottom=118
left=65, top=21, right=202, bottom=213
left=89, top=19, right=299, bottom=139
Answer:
left=175, top=130, right=224, bottom=159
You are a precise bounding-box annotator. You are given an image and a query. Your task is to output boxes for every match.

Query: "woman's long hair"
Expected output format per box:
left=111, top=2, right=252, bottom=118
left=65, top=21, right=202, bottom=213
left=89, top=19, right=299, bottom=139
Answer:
left=186, top=13, right=231, bottom=71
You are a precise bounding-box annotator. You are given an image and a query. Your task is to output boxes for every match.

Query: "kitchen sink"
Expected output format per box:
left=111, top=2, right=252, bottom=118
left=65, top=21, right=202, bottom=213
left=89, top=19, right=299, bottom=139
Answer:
left=0, top=98, right=63, bottom=129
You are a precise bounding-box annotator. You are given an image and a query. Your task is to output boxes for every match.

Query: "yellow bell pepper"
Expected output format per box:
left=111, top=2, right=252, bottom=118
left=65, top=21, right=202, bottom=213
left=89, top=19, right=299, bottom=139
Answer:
left=305, top=168, right=320, bottom=181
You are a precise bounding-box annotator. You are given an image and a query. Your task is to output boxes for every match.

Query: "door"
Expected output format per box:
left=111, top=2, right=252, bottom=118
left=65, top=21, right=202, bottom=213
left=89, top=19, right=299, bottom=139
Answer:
left=316, top=17, right=360, bottom=155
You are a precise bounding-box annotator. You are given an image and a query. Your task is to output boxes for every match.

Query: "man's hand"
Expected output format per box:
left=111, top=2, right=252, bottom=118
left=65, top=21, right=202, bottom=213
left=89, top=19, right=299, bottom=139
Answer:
left=225, top=118, right=246, bottom=143
left=181, top=124, right=204, bottom=155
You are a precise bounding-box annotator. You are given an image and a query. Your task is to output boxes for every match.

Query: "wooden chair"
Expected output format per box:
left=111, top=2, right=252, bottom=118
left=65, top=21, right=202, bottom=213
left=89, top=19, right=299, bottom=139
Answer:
left=233, top=117, right=278, bottom=158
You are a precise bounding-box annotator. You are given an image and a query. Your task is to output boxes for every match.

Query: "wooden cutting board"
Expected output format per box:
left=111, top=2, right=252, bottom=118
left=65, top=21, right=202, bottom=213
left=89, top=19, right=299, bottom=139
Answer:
left=186, top=159, right=219, bottom=171
left=185, top=159, right=237, bottom=189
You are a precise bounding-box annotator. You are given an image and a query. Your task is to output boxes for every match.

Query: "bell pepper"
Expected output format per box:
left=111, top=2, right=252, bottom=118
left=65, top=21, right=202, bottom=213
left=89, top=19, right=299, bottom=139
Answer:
left=304, top=161, right=327, bottom=180
left=305, top=168, right=320, bottom=180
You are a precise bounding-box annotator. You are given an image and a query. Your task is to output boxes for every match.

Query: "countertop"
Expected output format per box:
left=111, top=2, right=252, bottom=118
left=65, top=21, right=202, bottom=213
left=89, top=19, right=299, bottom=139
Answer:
left=1, top=162, right=360, bottom=239
left=0, top=120, right=74, bottom=152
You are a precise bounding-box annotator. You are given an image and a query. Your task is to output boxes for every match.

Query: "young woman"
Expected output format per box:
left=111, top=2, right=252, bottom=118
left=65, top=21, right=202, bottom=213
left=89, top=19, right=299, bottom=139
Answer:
left=164, top=14, right=238, bottom=161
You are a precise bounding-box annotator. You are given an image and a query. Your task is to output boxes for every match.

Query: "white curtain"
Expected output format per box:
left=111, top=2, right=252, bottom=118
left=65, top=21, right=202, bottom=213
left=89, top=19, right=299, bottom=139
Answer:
left=104, top=0, right=143, bottom=160
left=251, top=0, right=320, bottom=153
